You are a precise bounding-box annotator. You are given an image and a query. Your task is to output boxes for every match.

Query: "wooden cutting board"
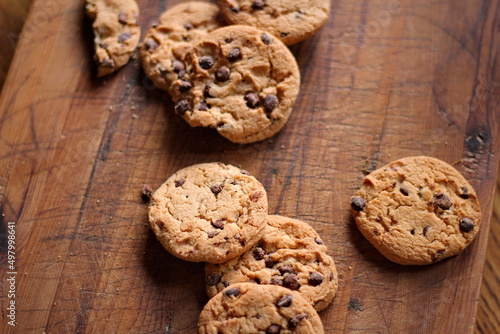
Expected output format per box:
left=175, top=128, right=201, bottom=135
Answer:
left=1, top=0, right=499, bottom=333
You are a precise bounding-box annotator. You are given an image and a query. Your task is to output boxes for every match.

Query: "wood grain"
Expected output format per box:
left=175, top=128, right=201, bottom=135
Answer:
left=0, top=0, right=499, bottom=333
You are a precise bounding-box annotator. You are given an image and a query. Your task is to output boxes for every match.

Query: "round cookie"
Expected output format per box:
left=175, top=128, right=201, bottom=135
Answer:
left=148, top=163, right=268, bottom=264
left=198, top=283, right=324, bottom=334
left=85, top=0, right=141, bottom=77
left=351, top=156, right=481, bottom=265
left=170, top=25, right=300, bottom=144
left=141, top=2, right=225, bottom=90
left=205, top=215, right=338, bottom=311
left=217, top=0, right=331, bottom=45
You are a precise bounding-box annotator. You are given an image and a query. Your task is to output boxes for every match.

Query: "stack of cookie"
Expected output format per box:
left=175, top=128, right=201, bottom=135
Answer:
left=148, top=162, right=337, bottom=333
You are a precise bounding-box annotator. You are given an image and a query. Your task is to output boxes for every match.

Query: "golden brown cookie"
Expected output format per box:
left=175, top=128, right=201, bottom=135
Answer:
left=351, top=156, right=481, bottom=265
left=85, top=0, right=140, bottom=77
left=170, top=25, right=300, bottom=143
left=205, top=215, right=337, bottom=311
left=217, top=0, right=331, bottom=45
left=141, top=2, right=225, bottom=90
left=148, top=163, right=268, bottom=264
left=198, top=283, right=324, bottom=333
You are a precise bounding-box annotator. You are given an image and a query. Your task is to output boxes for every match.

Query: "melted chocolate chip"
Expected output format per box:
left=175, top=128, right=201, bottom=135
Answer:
left=224, top=287, right=241, bottom=297
left=184, top=23, right=194, bottom=30
left=174, top=99, right=190, bottom=115
left=263, top=94, right=279, bottom=113
left=172, top=61, right=185, bottom=73
left=252, top=0, right=265, bottom=10
left=278, top=265, right=293, bottom=275
left=314, top=237, right=323, bottom=245
left=308, top=272, right=323, bottom=286
left=432, top=193, right=452, bottom=210
left=400, top=187, right=409, bottom=196
left=198, top=101, right=210, bottom=111
left=141, top=184, right=153, bottom=202
left=283, top=274, right=300, bottom=290
left=253, top=247, right=265, bottom=260
left=275, top=294, right=293, bottom=307
left=288, top=313, right=307, bottom=328
left=207, top=230, right=219, bottom=238
left=199, top=56, right=215, bottom=69
left=351, top=197, right=366, bottom=211
left=227, top=48, right=242, bottom=62
left=175, top=178, right=185, bottom=187
left=459, top=186, right=470, bottom=199
left=179, top=80, right=192, bottom=93
left=266, top=324, right=281, bottom=334
left=215, top=66, right=231, bottom=82
left=118, top=32, right=131, bottom=43
left=261, top=33, right=272, bottom=45
left=270, top=275, right=283, bottom=286
left=206, top=273, right=221, bottom=286
left=210, top=183, right=224, bottom=194
left=245, top=92, right=260, bottom=108
left=265, top=256, right=275, bottom=268
left=212, top=219, right=226, bottom=229
left=118, top=13, right=127, bottom=24
left=459, top=217, right=474, bottom=232
left=145, top=39, right=159, bottom=52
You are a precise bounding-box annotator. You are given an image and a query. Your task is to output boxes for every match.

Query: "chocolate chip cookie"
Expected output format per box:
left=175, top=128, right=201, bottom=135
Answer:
left=148, top=163, right=268, bottom=264
left=198, top=283, right=324, bottom=333
left=169, top=25, right=300, bottom=143
left=85, top=0, right=140, bottom=77
left=141, top=2, right=225, bottom=90
left=351, top=156, right=481, bottom=265
left=205, top=215, right=337, bottom=311
left=217, top=0, right=331, bottom=45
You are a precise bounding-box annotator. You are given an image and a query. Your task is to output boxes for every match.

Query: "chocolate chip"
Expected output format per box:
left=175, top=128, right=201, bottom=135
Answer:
left=253, top=247, right=265, bottom=260
left=314, top=237, right=323, bottom=245
left=410, top=229, right=415, bottom=235
left=215, top=66, right=231, bottom=82
left=400, top=187, right=409, bottom=196
left=101, top=58, right=114, bottom=68
left=198, top=101, right=210, bottom=111
left=308, top=272, right=323, bottom=286
left=230, top=6, right=239, bottom=13
left=224, top=287, right=240, bottom=297
left=208, top=230, right=219, bottom=238
left=204, top=84, right=213, bottom=98
left=241, top=169, right=251, bottom=175
left=459, top=186, right=470, bottom=199
left=433, top=249, right=445, bottom=262
left=212, top=219, right=226, bottom=229
left=225, top=38, right=233, bottom=43
left=252, top=0, right=265, bottom=10
left=278, top=265, right=293, bottom=275
left=266, top=324, right=281, bottom=334
left=206, top=273, right=221, bottom=286
left=373, top=229, right=380, bottom=236
left=199, top=56, right=214, bottom=69
left=172, top=61, right=185, bottom=73
left=222, top=281, right=230, bottom=287
left=254, top=278, right=261, bottom=284
left=141, top=184, right=153, bottom=202
left=329, top=272, right=334, bottom=281
left=261, top=33, right=272, bottom=45
left=227, top=48, right=241, bottom=62
left=210, top=183, right=224, bottom=194
left=280, top=32, right=290, bottom=37
left=270, top=275, right=283, bottom=286
left=423, top=226, right=431, bottom=236
left=265, top=256, right=275, bottom=268
left=244, top=92, right=260, bottom=108
left=177, top=70, right=186, bottom=79
left=275, top=294, right=293, bottom=307
left=184, top=23, right=194, bottom=30
left=118, top=32, right=131, bottom=43
left=179, top=80, right=192, bottom=93
left=118, top=13, right=127, bottom=24
left=175, top=178, right=185, bottom=187
left=432, top=193, right=452, bottom=210
left=174, top=99, right=190, bottom=115
left=263, top=94, right=279, bottom=113
left=250, top=191, right=264, bottom=202
left=459, top=217, right=474, bottom=232
left=351, top=197, right=366, bottom=211
left=235, top=235, right=246, bottom=246
left=288, top=313, right=307, bottom=328
left=145, top=38, right=159, bottom=51
left=283, top=273, right=300, bottom=290
left=99, top=42, right=108, bottom=49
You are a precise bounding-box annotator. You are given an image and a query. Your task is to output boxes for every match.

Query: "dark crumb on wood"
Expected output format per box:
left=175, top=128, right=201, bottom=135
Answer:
left=348, top=298, right=363, bottom=312
left=141, top=184, right=153, bottom=202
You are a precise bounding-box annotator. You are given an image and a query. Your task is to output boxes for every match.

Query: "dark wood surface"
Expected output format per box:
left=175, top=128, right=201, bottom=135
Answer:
left=0, top=0, right=499, bottom=333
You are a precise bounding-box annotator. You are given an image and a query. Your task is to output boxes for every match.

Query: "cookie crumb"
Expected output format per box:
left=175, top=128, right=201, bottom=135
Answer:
left=141, top=184, right=153, bottom=202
